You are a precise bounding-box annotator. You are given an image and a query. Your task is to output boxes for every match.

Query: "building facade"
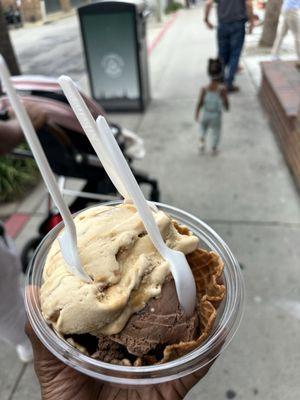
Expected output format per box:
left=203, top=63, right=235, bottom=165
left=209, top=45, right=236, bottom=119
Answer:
left=1, top=0, right=91, bottom=23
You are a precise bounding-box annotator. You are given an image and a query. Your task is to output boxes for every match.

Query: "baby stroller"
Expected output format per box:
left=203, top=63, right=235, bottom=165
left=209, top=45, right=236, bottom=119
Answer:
left=0, top=76, right=160, bottom=271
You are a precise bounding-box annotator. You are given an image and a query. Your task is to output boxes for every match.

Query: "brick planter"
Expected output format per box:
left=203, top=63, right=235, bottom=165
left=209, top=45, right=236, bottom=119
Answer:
left=260, top=61, right=300, bottom=191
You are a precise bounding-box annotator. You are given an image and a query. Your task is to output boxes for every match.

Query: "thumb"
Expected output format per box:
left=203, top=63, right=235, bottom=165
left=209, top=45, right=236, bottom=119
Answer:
left=25, top=320, right=55, bottom=363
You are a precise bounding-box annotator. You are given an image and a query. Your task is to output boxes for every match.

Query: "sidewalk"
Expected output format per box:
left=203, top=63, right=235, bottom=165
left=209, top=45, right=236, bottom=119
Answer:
left=1, top=7, right=300, bottom=400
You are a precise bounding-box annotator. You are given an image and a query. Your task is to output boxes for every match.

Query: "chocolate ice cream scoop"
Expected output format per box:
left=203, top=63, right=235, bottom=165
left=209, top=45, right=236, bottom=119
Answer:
left=110, top=278, right=199, bottom=357
left=90, top=277, right=199, bottom=364
left=63, top=249, right=225, bottom=366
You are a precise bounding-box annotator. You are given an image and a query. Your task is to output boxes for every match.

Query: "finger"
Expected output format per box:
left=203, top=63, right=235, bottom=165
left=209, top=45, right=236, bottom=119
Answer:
left=25, top=320, right=53, bottom=362
left=25, top=286, right=58, bottom=364
left=176, top=336, right=226, bottom=394
left=7, top=106, right=15, bottom=119
left=172, top=363, right=212, bottom=399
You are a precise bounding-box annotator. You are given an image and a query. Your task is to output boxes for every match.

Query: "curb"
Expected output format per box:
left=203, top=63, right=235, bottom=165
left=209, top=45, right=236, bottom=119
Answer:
left=148, top=12, right=179, bottom=54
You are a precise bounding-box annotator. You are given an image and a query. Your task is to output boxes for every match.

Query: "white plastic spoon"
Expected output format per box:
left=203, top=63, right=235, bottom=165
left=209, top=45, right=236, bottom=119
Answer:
left=57, top=75, right=195, bottom=313
left=57, top=76, right=158, bottom=212
left=58, top=75, right=129, bottom=201
left=0, top=55, right=90, bottom=282
left=96, top=116, right=196, bottom=316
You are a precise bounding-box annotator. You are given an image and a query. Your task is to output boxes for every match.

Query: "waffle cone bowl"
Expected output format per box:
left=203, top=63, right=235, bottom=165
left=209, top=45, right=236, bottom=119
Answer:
left=161, top=248, right=225, bottom=363
left=155, top=223, right=226, bottom=364
left=64, top=220, right=226, bottom=367
left=103, top=247, right=226, bottom=367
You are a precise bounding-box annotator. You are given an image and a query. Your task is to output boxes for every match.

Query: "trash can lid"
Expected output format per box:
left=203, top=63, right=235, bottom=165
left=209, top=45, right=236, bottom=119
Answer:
left=78, top=0, right=147, bottom=13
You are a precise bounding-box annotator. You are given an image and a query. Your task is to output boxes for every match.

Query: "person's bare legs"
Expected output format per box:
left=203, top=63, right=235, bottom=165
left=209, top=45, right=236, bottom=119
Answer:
left=271, top=13, right=289, bottom=59
left=199, top=117, right=209, bottom=153
left=286, top=9, right=300, bottom=61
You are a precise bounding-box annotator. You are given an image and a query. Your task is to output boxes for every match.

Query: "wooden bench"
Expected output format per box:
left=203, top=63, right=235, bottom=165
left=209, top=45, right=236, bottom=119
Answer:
left=260, top=61, right=300, bottom=191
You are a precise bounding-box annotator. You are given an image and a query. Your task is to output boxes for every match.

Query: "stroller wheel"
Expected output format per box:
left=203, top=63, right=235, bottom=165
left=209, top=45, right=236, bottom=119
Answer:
left=21, top=237, right=42, bottom=274
left=150, top=188, right=160, bottom=202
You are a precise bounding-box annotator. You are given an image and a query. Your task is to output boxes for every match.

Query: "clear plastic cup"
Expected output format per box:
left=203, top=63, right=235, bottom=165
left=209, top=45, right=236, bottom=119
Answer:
left=25, top=202, right=244, bottom=386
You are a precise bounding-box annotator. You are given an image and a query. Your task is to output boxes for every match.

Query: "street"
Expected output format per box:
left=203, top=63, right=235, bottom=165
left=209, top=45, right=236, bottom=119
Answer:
left=1, top=5, right=300, bottom=400
left=11, top=15, right=84, bottom=81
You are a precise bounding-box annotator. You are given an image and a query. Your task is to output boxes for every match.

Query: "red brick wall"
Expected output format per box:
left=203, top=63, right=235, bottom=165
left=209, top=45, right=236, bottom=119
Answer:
left=1, top=0, right=41, bottom=23
left=60, top=0, right=71, bottom=12
left=1, top=0, right=18, bottom=11
left=21, top=0, right=42, bottom=22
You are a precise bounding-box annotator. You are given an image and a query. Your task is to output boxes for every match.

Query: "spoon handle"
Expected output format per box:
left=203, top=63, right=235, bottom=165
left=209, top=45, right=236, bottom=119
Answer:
left=97, top=116, right=196, bottom=314
left=0, top=57, right=73, bottom=232
left=96, top=116, right=167, bottom=255
left=58, top=76, right=129, bottom=200
left=0, top=55, right=89, bottom=282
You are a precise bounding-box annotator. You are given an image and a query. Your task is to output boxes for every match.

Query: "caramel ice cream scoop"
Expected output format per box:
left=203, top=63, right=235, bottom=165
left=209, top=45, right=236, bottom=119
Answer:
left=41, top=203, right=226, bottom=366
left=41, top=203, right=199, bottom=337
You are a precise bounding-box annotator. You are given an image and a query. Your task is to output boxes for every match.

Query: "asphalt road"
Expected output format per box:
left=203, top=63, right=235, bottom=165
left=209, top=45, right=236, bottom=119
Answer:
left=11, top=15, right=85, bottom=81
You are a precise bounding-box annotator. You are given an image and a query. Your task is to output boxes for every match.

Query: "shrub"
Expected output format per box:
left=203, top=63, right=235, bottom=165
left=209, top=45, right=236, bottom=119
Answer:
left=0, top=144, right=39, bottom=203
left=165, top=1, right=183, bottom=14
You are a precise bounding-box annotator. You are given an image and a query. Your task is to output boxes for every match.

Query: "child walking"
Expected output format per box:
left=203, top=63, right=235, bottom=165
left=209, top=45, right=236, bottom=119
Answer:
left=195, top=58, right=229, bottom=155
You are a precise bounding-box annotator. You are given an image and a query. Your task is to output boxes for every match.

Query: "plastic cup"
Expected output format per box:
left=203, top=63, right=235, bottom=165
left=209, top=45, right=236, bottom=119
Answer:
left=25, top=202, right=244, bottom=386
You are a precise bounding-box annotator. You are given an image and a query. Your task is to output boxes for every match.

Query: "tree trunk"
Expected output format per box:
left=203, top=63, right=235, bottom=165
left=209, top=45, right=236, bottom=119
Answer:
left=259, top=0, right=283, bottom=47
left=296, top=104, right=300, bottom=134
left=0, top=2, right=20, bottom=76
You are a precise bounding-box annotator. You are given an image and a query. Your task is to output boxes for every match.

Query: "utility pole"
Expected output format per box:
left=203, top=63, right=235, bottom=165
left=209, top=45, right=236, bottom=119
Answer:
left=40, top=1, right=47, bottom=23
left=0, top=2, right=20, bottom=76
left=156, top=0, right=162, bottom=22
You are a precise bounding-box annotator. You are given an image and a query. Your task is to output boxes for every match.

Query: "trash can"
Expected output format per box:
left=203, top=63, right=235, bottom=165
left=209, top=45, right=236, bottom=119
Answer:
left=78, top=0, right=151, bottom=112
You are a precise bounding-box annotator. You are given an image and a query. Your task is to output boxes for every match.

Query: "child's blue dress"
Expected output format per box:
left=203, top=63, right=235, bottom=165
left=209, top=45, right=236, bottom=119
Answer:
left=199, top=88, right=223, bottom=149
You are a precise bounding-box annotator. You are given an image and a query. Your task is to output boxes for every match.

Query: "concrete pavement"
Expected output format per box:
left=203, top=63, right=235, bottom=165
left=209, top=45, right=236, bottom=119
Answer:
left=1, top=5, right=300, bottom=400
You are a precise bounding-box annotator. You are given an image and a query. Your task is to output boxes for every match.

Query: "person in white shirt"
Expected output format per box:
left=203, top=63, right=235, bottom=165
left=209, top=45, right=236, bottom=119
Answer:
left=0, top=224, right=33, bottom=362
left=271, top=0, right=300, bottom=64
left=0, top=104, right=45, bottom=363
